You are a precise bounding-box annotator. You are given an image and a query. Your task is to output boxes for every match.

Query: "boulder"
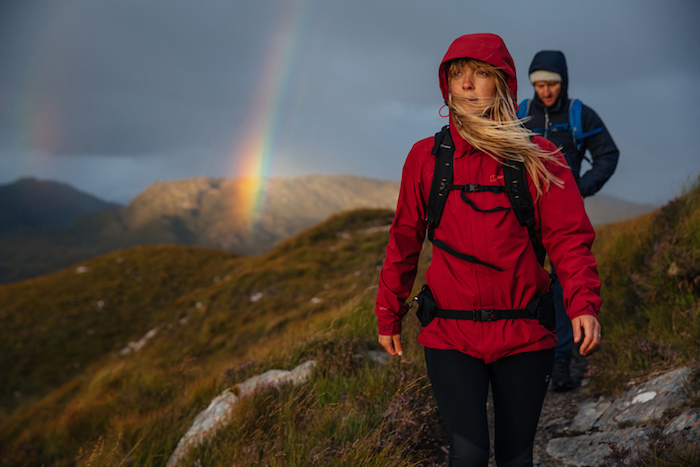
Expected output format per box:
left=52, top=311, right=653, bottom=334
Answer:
left=166, top=360, right=316, bottom=466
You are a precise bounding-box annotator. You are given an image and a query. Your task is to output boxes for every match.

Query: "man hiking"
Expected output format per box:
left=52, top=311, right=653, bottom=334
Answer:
left=518, top=50, right=619, bottom=391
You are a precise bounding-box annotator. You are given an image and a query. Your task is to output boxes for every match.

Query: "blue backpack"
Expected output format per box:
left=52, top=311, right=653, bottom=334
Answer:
left=516, top=98, right=602, bottom=151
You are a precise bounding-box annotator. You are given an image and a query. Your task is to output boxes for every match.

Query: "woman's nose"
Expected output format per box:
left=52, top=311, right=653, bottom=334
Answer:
left=462, top=75, right=474, bottom=89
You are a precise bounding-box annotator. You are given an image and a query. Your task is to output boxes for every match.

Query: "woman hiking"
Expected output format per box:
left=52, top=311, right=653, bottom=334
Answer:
left=375, top=33, right=602, bottom=467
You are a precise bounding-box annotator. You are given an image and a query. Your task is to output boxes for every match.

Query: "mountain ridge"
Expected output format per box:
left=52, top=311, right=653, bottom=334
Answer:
left=0, top=177, right=121, bottom=232
left=0, top=175, right=656, bottom=283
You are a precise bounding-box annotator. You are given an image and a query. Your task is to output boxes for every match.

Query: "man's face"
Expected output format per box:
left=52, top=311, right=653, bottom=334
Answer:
left=534, top=81, right=562, bottom=108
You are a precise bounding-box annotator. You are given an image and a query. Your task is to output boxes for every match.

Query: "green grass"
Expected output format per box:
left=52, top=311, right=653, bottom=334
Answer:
left=0, top=209, right=446, bottom=466
left=0, top=245, right=239, bottom=416
left=4, top=181, right=698, bottom=466
left=588, top=175, right=700, bottom=394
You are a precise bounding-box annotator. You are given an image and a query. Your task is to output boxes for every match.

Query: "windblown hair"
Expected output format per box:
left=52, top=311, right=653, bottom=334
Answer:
left=447, top=59, right=566, bottom=197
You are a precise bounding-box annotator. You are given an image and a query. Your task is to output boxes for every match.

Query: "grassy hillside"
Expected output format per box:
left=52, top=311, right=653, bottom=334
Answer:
left=2, top=176, right=697, bottom=466
left=0, top=245, right=240, bottom=416
left=0, top=209, right=443, bottom=466
left=588, top=175, right=700, bottom=393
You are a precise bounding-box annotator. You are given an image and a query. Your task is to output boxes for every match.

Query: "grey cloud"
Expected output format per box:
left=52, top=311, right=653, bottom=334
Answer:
left=0, top=0, right=698, bottom=204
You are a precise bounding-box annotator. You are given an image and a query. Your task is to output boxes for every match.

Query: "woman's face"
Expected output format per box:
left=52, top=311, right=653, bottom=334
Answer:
left=448, top=61, right=497, bottom=115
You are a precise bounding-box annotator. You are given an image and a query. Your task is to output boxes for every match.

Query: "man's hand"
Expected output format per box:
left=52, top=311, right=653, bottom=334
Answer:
left=378, top=334, right=404, bottom=357
left=572, top=314, right=601, bottom=356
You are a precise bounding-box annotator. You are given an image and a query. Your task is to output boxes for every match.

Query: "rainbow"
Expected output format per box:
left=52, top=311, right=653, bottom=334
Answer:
left=230, top=0, right=311, bottom=232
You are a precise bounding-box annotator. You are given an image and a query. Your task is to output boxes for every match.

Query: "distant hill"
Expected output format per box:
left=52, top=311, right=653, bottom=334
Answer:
left=0, top=177, right=121, bottom=231
left=584, top=194, right=657, bottom=226
left=0, top=175, right=656, bottom=283
left=0, top=175, right=400, bottom=283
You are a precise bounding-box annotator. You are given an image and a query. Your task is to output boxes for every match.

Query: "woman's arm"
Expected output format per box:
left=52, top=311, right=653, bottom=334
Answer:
left=375, top=141, right=430, bottom=351
left=536, top=139, right=602, bottom=353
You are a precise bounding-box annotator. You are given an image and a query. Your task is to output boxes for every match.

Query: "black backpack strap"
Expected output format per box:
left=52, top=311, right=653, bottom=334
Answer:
left=427, top=229, right=503, bottom=271
left=426, top=125, right=453, bottom=230
left=426, top=126, right=503, bottom=272
left=502, top=160, right=545, bottom=265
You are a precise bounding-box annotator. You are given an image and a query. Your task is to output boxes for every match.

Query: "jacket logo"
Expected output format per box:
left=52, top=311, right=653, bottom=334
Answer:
left=490, top=174, right=505, bottom=182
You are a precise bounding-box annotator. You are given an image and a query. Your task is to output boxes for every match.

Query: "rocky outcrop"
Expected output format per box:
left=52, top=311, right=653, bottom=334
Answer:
left=546, top=367, right=699, bottom=466
left=166, top=360, right=317, bottom=467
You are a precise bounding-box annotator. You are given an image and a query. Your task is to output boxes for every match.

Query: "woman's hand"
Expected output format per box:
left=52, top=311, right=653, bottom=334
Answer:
left=378, top=334, right=404, bottom=356
left=572, top=314, right=601, bottom=356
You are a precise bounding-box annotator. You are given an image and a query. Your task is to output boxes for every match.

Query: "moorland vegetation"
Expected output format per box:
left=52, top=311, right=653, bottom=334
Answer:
left=0, top=177, right=698, bottom=466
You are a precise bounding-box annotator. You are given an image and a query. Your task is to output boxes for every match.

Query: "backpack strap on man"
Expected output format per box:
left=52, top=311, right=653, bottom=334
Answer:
left=569, top=99, right=603, bottom=151
left=516, top=99, right=530, bottom=120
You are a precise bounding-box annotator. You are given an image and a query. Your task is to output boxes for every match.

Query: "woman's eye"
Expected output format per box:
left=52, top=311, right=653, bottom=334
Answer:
left=476, top=70, right=488, bottom=77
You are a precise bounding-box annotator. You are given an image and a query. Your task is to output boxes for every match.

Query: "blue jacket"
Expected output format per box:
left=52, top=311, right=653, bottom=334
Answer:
left=522, top=51, right=619, bottom=198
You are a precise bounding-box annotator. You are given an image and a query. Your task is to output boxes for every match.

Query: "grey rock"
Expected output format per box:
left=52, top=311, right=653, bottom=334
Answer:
left=614, top=367, right=689, bottom=426
left=236, top=360, right=317, bottom=397
left=166, top=390, right=239, bottom=467
left=166, top=360, right=316, bottom=467
left=542, top=416, right=572, bottom=438
left=663, top=409, right=700, bottom=440
left=570, top=397, right=612, bottom=433
left=119, top=325, right=160, bottom=356
left=547, top=426, right=653, bottom=467
left=570, top=367, right=691, bottom=432
left=547, top=366, right=693, bottom=466
left=364, top=350, right=391, bottom=366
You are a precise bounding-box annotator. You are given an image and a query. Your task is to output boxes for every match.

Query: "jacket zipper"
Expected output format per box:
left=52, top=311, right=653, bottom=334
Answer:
left=544, top=108, right=550, bottom=139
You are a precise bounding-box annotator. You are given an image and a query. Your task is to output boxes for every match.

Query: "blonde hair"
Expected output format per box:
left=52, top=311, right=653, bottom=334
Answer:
left=447, top=59, right=565, bottom=197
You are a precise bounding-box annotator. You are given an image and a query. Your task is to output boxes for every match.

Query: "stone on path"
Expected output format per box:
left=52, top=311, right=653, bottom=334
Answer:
left=547, top=426, right=653, bottom=467
left=547, top=366, right=695, bottom=466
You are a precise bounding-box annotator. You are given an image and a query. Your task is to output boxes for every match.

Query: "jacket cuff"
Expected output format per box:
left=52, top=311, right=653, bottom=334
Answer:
left=568, top=303, right=598, bottom=321
left=577, top=178, right=595, bottom=198
left=378, top=321, right=402, bottom=336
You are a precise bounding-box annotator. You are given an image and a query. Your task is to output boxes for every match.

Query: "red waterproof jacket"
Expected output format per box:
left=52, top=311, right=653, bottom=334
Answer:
left=375, top=34, right=601, bottom=363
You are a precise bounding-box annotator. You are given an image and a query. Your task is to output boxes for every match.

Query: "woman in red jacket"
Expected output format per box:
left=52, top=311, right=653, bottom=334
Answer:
left=375, top=34, right=602, bottom=467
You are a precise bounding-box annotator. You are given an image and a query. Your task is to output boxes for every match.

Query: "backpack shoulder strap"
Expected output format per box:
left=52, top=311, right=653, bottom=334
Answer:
left=426, top=126, right=503, bottom=271
left=516, top=99, right=530, bottom=120
left=502, top=160, right=545, bottom=265
left=569, top=99, right=583, bottom=150
left=569, top=98, right=603, bottom=151
left=426, top=125, right=453, bottom=230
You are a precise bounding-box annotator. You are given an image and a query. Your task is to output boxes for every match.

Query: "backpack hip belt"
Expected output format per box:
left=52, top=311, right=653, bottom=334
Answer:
left=414, top=283, right=556, bottom=330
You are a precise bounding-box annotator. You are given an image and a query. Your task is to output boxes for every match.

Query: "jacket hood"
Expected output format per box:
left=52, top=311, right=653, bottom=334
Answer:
left=439, top=33, right=517, bottom=104
left=528, top=50, right=569, bottom=104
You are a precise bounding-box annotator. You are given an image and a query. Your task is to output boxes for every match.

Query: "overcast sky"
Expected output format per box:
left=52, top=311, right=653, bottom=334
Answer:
left=1, top=0, right=698, bottom=205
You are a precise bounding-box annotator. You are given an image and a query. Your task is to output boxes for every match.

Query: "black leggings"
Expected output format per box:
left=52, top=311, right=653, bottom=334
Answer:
left=424, top=347, right=554, bottom=467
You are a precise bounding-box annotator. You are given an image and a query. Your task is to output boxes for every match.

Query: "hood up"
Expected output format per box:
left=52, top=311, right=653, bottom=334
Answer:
left=439, top=33, right=518, bottom=104
left=528, top=50, right=570, bottom=104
